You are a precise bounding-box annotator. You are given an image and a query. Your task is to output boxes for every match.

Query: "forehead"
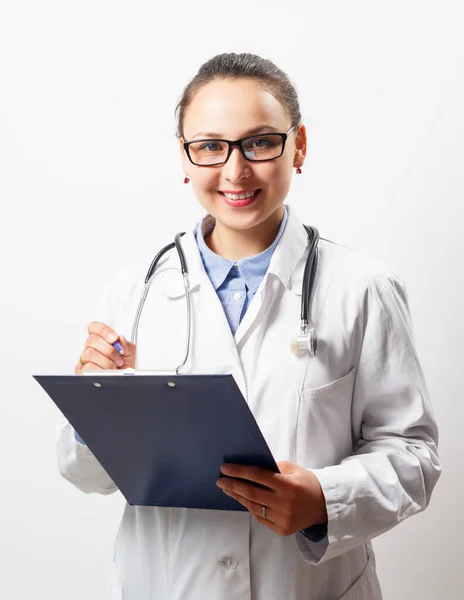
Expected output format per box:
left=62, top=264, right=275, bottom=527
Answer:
left=183, top=78, right=289, bottom=139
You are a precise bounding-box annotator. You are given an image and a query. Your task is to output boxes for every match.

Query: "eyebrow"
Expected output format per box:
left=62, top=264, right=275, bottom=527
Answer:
left=191, top=125, right=281, bottom=140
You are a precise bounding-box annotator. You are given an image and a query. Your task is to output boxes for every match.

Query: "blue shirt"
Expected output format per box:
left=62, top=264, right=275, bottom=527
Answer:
left=194, top=206, right=288, bottom=336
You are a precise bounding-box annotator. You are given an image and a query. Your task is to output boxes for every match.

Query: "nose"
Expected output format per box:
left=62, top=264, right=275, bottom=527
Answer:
left=221, top=145, right=252, bottom=182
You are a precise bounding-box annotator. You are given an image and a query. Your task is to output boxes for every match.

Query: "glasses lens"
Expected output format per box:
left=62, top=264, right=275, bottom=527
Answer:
left=188, top=140, right=229, bottom=165
left=242, top=134, right=283, bottom=161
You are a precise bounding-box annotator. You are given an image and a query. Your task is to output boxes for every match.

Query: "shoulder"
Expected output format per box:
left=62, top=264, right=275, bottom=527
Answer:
left=287, top=205, right=405, bottom=298
left=105, top=253, right=153, bottom=292
left=93, top=247, right=178, bottom=334
left=318, top=236, right=407, bottom=300
left=104, top=239, right=182, bottom=292
left=314, top=238, right=413, bottom=337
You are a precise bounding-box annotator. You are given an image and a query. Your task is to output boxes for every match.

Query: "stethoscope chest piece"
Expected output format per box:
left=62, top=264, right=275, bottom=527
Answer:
left=290, top=325, right=318, bottom=356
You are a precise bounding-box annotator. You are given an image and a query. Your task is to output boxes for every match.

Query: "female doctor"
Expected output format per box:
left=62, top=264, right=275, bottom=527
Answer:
left=58, top=53, right=441, bottom=600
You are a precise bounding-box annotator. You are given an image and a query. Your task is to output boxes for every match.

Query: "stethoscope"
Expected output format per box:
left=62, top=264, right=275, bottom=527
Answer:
left=131, top=225, right=319, bottom=374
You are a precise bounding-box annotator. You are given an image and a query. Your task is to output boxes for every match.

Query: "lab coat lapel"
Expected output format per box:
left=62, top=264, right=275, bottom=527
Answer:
left=178, top=232, right=248, bottom=398
left=234, top=204, right=309, bottom=348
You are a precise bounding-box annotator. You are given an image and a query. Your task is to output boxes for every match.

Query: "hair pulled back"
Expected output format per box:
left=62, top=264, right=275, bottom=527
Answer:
left=175, top=53, right=302, bottom=139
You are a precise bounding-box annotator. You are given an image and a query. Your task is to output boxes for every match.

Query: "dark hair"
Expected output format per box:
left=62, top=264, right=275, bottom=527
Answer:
left=175, top=52, right=302, bottom=139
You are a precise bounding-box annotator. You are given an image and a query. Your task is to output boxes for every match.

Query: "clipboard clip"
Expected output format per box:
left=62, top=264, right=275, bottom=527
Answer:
left=82, top=368, right=180, bottom=376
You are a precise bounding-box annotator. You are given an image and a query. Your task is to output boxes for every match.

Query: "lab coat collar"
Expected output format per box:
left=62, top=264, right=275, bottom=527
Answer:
left=194, top=206, right=289, bottom=294
left=176, top=229, right=209, bottom=291
left=160, top=203, right=310, bottom=297
left=266, top=204, right=310, bottom=297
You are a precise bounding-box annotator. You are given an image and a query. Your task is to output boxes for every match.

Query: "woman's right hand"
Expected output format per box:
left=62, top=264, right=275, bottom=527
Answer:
left=75, top=321, right=137, bottom=374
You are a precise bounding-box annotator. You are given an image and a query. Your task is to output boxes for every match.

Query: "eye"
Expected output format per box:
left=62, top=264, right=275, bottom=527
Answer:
left=199, top=141, right=222, bottom=152
left=251, top=137, right=272, bottom=148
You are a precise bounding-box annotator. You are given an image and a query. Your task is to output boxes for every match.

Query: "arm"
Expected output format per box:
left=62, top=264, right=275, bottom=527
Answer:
left=56, top=272, right=136, bottom=495
left=297, top=273, right=441, bottom=563
left=57, top=418, right=118, bottom=495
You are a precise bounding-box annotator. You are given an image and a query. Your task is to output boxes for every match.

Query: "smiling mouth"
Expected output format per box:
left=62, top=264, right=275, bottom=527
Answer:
left=219, top=190, right=261, bottom=200
left=218, top=189, right=261, bottom=208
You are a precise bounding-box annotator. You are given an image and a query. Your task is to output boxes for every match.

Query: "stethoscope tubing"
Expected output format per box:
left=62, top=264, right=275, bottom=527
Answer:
left=131, top=224, right=319, bottom=371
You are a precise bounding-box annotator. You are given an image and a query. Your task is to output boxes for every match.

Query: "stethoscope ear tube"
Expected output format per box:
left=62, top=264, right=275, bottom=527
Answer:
left=133, top=232, right=188, bottom=359
left=174, top=233, right=188, bottom=275
left=144, top=232, right=186, bottom=285
left=301, top=225, right=319, bottom=324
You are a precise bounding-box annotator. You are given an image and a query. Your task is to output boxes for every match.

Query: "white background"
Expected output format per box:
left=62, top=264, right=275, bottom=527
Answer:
left=1, top=1, right=462, bottom=598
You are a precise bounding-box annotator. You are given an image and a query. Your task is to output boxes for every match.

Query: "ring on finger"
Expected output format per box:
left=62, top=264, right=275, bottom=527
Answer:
left=261, top=505, right=267, bottom=519
left=79, top=354, right=86, bottom=367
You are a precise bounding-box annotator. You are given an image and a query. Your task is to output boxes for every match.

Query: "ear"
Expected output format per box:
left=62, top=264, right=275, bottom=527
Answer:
left=293, top=124, right=307, bottom=168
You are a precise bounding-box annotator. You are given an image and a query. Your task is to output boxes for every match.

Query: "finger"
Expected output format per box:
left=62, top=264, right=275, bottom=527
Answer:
left=87, top=321, right=120, bottom=345
left=75, top=360, right=104, bottom=374
left=80, top=362, right=104, bottom=373
left=222, top=490, right=280, bottom=531
left=84, top=333, right=125, bottom=367
left=218, top=477, right=275, bottom=506
left=220, top=464, right=283, bottom=490
left=222, top=489, right=273, bottom=520
left=80, top=346, right=122, bottom=370
left=119, top=335, right=136, bottom=359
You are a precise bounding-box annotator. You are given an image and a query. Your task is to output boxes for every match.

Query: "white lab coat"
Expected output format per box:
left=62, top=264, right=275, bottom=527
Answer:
left=57, top=204, right=440, bottom=600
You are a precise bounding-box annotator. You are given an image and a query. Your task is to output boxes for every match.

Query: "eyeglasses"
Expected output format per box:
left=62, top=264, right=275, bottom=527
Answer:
left=183, top=125, right=297, bottom=167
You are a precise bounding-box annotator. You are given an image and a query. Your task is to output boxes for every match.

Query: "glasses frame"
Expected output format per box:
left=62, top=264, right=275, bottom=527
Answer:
left=183, top=125, right=297, bottom=167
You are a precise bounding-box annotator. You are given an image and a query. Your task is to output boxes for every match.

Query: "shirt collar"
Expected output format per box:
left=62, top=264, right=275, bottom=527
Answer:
left=194, top=206, right=289, bottom=293
left=157, top=203, right=310, bottom=298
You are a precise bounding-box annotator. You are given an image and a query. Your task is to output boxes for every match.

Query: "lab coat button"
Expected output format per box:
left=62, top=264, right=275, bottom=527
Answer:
left=218, top=557, right=238, bottom=569
left=233, top=292, right=242, bottom=300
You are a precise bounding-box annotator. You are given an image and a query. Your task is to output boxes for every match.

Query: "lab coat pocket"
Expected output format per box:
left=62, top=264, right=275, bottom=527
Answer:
left=296, top=367, right=356, bottom=468
left=108, top=560, right=123, bottom=600
left=337, top=545, right=382, bottom=599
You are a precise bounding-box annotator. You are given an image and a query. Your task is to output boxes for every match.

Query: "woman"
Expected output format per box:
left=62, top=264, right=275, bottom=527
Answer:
left=58, top=52, right=440, bottom=599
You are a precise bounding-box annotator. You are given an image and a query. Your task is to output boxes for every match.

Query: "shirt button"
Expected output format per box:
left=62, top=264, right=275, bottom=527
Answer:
left=218, top=557, right=238, bottom=569
left=233, top=292, right=242, bottom=300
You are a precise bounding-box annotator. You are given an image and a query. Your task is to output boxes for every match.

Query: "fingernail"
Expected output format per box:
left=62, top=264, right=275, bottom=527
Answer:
left=113, top=341, right=124, bottom=355
left=116, top=356, right=124, bottom=367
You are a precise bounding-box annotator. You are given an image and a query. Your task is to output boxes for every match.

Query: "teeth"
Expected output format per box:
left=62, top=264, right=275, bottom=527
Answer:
left=223, top=191, right=256, bottom=200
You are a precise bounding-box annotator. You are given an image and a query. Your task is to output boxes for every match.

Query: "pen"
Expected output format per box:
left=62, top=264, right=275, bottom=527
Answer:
left=113, top=341, right=124, bottom=354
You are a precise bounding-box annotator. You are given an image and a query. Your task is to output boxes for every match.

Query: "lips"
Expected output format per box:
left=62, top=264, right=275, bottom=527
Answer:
left=220, top=189, right=260, bottom=198
left=219, top=190, right=261, bottom=207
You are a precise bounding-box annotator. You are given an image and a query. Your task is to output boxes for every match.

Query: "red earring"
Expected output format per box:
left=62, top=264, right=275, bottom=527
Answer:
left=296, top=167, right=302, bottom=174
left=184, top=176, right=190, bottom=184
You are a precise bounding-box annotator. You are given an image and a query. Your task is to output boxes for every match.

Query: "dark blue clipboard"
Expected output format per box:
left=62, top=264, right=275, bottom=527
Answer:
left=34, top=373, right=279, bottom=511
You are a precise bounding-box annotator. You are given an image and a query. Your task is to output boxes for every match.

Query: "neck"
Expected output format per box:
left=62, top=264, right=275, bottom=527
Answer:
left=205, top=206, right=285, bottom=260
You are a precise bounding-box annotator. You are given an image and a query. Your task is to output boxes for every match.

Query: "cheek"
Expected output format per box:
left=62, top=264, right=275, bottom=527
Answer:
left=262, top=162, right=292, bottom=192
left=192, top=170, right=218, bottom=193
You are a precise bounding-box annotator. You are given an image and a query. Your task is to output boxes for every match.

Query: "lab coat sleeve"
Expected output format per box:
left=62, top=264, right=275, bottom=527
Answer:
left=56, top=417, right=118, bottom=495
left=56, top=272, right=132, bottom=496
left=296, top=272, right=441, bottom=564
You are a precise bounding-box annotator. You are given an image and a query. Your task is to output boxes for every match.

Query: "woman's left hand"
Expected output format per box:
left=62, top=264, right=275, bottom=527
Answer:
left=216, top=461, right=328, bottom=536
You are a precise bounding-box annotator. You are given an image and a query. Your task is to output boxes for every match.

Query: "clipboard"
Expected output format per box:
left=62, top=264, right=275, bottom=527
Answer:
left=33, top=372, right=279, bottom=511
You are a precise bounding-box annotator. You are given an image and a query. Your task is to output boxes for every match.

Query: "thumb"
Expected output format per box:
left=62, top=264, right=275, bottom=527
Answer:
left=276, top=460, right=297, bottom=474
left=119, top=335, right=137, bottom=368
